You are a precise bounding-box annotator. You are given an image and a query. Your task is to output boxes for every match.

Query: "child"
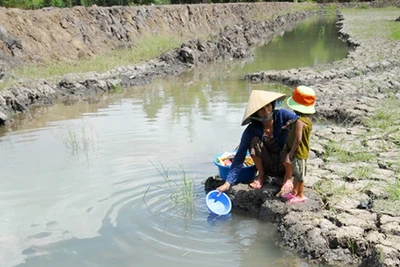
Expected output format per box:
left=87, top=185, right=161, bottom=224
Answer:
left=281, top=85, right=316, bottom=204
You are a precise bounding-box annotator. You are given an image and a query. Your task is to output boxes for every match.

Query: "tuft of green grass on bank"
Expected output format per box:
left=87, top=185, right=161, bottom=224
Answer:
left=342, top=7, right=400, bottom=41
left=314, top=178, right=374, bottom=210
left=323, top=139, right=376, bottom=163
left=388, top=21, right=400, bottom=40
left=251, top=3, right=319, bottom=22
left=364, top=96, right=400, bottom=130
left=372, top=178, right=400, bottom=215
left=1, top=34, right=183, bottom=90
left=317, top=95, right=400, bottom=214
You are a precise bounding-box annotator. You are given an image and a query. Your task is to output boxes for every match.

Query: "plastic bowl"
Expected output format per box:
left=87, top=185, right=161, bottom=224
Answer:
left=206, top=190, right=232, bottom=215
left=213, top=152, right=256, bottom=183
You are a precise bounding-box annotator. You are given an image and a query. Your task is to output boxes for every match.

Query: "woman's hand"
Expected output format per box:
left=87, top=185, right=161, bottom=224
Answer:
left=217, top=182, right=231, bottom=195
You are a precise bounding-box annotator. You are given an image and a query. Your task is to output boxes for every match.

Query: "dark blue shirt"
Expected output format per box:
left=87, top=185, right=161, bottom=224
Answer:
left=225, top=108, right=298, bottom=185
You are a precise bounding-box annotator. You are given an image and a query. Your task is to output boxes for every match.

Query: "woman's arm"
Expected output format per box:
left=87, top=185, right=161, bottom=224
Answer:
left=217, top=124, right=259, bottom=193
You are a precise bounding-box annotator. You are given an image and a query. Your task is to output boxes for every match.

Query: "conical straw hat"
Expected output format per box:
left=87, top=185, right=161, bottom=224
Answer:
left=241, top=90, right=286, bottom=126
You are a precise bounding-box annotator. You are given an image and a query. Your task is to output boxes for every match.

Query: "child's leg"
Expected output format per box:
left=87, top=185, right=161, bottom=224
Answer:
left=292, top=179, right=299, bottom=196
left=289, top=157, right=306, bottom=201
left=297, top=181, right=305, bottom=199
left=281, top=146, right=293, bottom=191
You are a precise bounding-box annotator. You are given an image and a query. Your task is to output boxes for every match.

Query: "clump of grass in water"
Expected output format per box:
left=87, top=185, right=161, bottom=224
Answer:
left=146, top=161, right=197, bottom=218
left=61, top=123, right=98, bottom=157
left=110, top=83, right=123, bottom=94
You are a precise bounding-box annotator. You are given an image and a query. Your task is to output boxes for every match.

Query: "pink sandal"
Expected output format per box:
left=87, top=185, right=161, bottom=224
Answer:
left=287, top=196, right=307, bottom=204
left=281, top=192, right=295, bottom=199
left=249, top=179, right=263, bottom=189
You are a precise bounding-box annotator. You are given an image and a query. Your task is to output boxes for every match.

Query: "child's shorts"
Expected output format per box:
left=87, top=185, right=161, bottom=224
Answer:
left=292, top=157, right=307, bottom=183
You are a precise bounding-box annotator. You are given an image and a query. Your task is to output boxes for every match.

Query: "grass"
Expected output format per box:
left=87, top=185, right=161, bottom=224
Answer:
left=348, top=239, right=357, bottom=256
left=314, top=177, right=375, bottom=210
left=351, top=166, right=375, bottom=180
left=110, top=83, right=123, bottom=94
left=342, top=8, right=400, bottom=40
left=61, top=123, right=98, bottom=156
left=323, top=140, right=376, bottom=163
left=388, top=178, right=400, bottom=201
left=251, top=3, right=319, bottom=22
left=387, top=21, right=400, bottom=40
left=372, top=199, right=400, bottom=215
left=314, top=179, right=352, bottom=207
left=1, top=34, right=183, bottom=90
left=148, top=161, right=197, bottom=210
left=364, top=108, right=400, bottom=130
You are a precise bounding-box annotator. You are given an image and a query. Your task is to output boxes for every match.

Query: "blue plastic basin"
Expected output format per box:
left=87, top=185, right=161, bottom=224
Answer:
left=206, top=190, right=232, bottom=215
left=213, top=152, right=256, bottom=183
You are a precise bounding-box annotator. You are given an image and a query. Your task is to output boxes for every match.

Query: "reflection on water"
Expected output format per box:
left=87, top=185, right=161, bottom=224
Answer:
left=0, top=15, right=345, bottom=267
left=240, top=15, right=349, bottom=73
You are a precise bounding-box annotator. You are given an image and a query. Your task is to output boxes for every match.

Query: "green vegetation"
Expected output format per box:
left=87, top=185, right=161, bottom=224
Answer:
left=110, top=83, right=123, bottom=94
left=314, top=179, right=350, bottom=205
left=348, top=239, right=357, bottom=256
left=61, top=123, right=98, bottom=156
left=21, top=35, right=181, bottom=77
left=149, top=161, right=197, bottom=209
left=342, top=8, right=400, bottom=40
left=388, top=178, right=400, bottom=201
left=0, top=0, right=169, bottom=8
left=314, top=177, right=374, bottom=210
left=1, top=34, right=183, bottom=90
left=0, top=0, right=323, bottom=9
left=323, top=139, right=375, bottom=163
left=351, top=165, right=375, bottom=180
left=251, top=3, right=319, bottom=21
left=364, top=97, right=400, bottom=130
left=389, top=22, right=400, bottom=40
left=373, top=199, right=400, bottom=215
left=319, top=96, right=400, bottom=215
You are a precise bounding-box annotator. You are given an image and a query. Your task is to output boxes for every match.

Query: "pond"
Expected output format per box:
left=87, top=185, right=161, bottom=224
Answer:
left=0, top=15, right=348, bottom=267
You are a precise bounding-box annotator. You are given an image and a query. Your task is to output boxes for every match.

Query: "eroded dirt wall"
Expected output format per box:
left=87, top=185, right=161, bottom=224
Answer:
left=0, top=2, right=298, bottom=70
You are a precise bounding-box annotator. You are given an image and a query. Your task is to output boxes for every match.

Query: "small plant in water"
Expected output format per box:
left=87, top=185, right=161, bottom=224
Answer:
left=110, top=83, right=123, bottom=94
left=61, top=122, right=98, bottom=157
left=146, top=161, right=197, bottom=219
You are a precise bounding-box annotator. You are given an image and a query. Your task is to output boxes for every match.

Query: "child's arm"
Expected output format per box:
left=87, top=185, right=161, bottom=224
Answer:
left=288, top=119, right=305, bottom=160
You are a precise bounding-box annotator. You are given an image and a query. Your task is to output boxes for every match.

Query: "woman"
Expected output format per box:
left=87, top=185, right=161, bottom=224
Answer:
left=217, top=90, right=298, bottom=193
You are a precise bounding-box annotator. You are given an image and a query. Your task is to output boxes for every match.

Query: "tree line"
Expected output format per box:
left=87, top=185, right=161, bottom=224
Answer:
left=0, top=0, right=367, bottom=10
left=0, top=0, right=316, bottom=10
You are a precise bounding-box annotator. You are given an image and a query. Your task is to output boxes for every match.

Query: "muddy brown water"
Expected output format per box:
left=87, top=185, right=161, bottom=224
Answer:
left=0, top=15, right=347, bottom=267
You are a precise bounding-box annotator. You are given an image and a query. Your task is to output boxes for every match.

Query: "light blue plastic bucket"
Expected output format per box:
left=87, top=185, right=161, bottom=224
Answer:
left=206, top=190, right=232, bottom=215
left=213, top=152, right=256, bottom=183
